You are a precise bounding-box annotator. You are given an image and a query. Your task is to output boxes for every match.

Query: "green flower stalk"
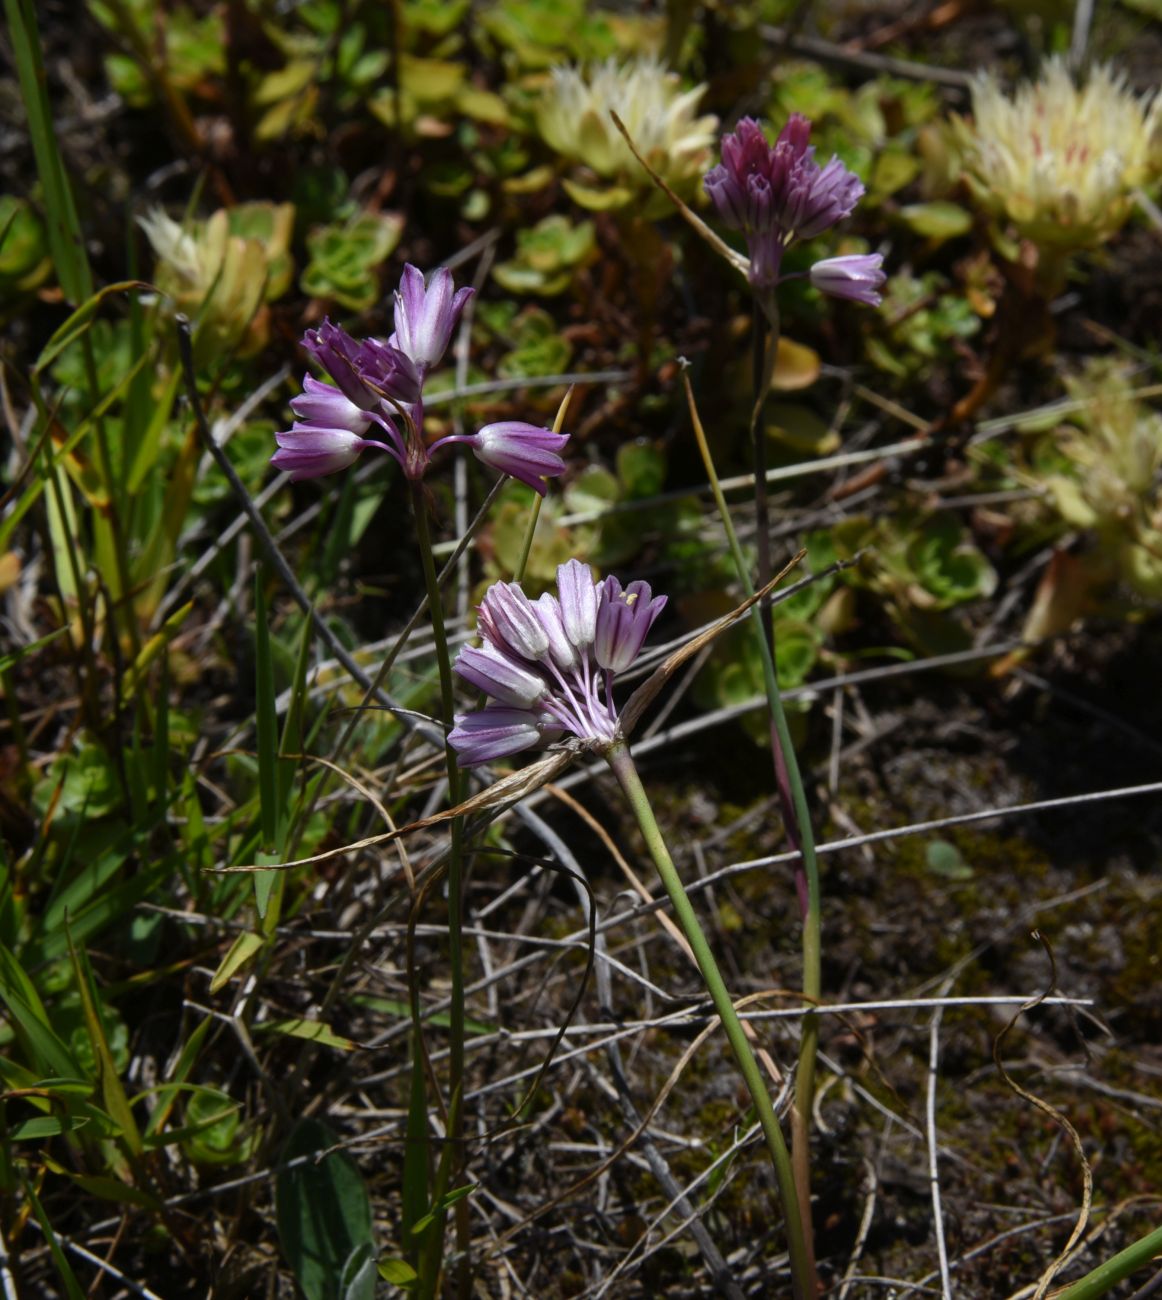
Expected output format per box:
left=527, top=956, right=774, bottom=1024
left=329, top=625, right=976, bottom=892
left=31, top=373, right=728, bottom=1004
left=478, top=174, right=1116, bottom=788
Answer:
left=449, top=560, right=816, bottom=1299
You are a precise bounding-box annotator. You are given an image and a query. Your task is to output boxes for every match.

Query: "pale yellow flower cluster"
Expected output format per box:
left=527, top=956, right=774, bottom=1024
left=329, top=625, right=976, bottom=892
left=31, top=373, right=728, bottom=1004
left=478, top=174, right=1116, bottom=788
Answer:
left=139, top=203, right=294, bottom=356
left=959, top=58, right=1161, bottom=249
left=536, top=56, right=717, bottom=212
left=1044, top=361, right=1162, bottom=596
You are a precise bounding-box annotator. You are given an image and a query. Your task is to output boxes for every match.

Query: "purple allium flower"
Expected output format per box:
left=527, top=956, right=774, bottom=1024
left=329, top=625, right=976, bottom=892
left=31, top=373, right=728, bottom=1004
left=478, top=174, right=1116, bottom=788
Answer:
left=703, top=115, right=865, bottom=289
left=593, top=576, right=669, bottom=674
left=808, top=253, right=886, bottom=306
left=275, top=267, right=570, bottom=489
left=448, top=705, right=564, bottom=765
left=271, top=424, right=380, bottom=481
left=450, top=561, right=667, bottom=764
left=558, top=557, right=599, bottom=650
left=455, top=641, right=550, bottom=709
left=469, top=422, right=570, bottom=496
left=303, top=318, right=420, bottom=408
left=392, top=264, right=474, bottom=372
left=273, top=374, right=408, bottom=480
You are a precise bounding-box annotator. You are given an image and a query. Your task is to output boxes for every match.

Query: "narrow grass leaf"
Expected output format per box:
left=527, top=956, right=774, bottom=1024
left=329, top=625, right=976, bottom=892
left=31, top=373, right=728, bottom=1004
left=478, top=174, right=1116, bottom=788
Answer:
left=143, top=1016, right=212, bottom=1138
left=21, top=1176, right=87, bottom=1300
left=209, top=931, right=265, bottom=994
left=254, top=569, right=280, bottom=918
left=255, top=1018, right=356, bottom=1052
left=121, top=601, right=194, bottom=700
left=0, top=946, right=78, bottom=1078
left=401, top=1034, right=429, bottom=1265
left=33, top=280, right=152, bottom=374
left=41, top=1157, right=162, bottom=1210
left=0, top=624, right=70, bottom=674
left=3, top=0, right=92, bottom=303
left=65, top=924, right=143, bottom=1157
left=126, top=363, right=182, bottom=494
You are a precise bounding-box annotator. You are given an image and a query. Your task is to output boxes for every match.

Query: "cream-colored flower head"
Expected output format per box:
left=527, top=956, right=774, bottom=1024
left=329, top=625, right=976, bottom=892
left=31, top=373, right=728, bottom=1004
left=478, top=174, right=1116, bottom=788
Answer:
left=1042, top=360, right=1162, bottom=596
left=138, top=209, right=216, bottom=291
left=959, top=58, right=1161, bottom=249
left=138, top=203, right=294, bottom=357
left=537, top=56, right=717, bottom=212
left=1049, top=360, right=1162, bottom=527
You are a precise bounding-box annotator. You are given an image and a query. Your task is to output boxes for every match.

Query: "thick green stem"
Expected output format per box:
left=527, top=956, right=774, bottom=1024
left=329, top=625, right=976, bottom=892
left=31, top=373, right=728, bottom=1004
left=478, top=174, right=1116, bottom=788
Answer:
left=606, top=740, right=815, bottom=1300
left=409, top=484, right=469, bottom=1282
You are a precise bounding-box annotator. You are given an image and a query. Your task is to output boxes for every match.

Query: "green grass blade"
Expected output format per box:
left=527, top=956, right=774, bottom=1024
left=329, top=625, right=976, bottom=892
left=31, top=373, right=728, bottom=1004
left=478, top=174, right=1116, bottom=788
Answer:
left=21, top=1176, right=87, bottom=1300
left=3, top=0, right=93, bottom=304
left=65, top=923, right=143, bottom=1158
left=254, top=569, right=280, bottom=919
left=32, top=281, right=150, bottom=375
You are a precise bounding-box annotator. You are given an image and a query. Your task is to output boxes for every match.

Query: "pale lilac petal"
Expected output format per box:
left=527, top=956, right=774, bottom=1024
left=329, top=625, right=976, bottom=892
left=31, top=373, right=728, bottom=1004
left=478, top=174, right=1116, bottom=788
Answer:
left=449, top=706, right=554, bottom=765
left=271, top=424, right=367, bottom=480
left=454, top=642, right=547, bottom=709
left=392, top=264, right=474, bottom=370
left=290, top=375, right=373, bottom=433
left=535, top=593, right=578, bottom=670
left=557, top=559, right=598, bottom=650
left=478, top=582, right=550, bottom=662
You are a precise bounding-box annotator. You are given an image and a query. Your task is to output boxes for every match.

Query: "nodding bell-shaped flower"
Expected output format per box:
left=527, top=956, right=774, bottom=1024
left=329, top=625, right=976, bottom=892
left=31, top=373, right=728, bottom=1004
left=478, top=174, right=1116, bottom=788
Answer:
left=392, top=264, right=474, bottom=373
left=272, top=375, right=407, bottom=480
left=447, top=705, right=564, bottom=767
left=449, top=560, right=667, bottom=765
left=809, top=253, right=886, bottom=307
left=468, top=422, right=570, bottom=496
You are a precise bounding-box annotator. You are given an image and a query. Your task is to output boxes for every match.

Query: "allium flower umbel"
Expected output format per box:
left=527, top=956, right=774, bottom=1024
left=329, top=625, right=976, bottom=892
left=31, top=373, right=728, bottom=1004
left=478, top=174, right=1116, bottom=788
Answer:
left=449, top=560, right=667, bottom=764
left=958, top=58, right=1162, bottom=251
left=704, top=115, right=876, bottom=298
left=273, top=263, right=568, bottom=490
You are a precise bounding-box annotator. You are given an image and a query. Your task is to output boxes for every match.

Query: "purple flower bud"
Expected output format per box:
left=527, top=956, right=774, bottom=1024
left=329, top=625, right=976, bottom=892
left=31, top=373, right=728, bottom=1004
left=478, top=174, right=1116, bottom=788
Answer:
left=392, top=264, right=474, bottom=371
left=593, top=576, right=667, bottom=674
left=478, top=582, right=550, bottom=662
left=469, top=422, right=569, bottom=496
left=790, top=158, right=866, bottom=240
left=557, top=559, right=599, bottom=650
left=449, top=706, right=560, bottom=765
left=303, top=319, right=420, bottom=409
left=454, top=642, right=547, bottom=709
left=270, top=425, right=370, bottom=481
left=809, top=253, right=885, bottom=306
